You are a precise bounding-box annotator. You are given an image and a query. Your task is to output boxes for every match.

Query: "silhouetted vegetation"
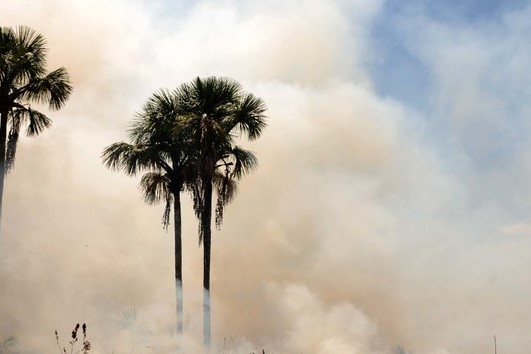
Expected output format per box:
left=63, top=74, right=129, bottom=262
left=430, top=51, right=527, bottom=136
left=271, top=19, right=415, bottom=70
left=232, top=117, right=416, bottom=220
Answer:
left=102, top=76, right=267, bottom=347
left=0, top=25, right=72, bottom=232
left=102, top=89, right=196, bottom=335
left=173, top=76, right=267, bottom=347
left=54, top=323, right=90, bottom=354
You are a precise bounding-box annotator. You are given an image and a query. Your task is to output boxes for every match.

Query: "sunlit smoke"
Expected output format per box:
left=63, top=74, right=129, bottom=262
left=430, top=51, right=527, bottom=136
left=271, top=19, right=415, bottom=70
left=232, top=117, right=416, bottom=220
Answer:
left=1, top=0, right=531, bottom=353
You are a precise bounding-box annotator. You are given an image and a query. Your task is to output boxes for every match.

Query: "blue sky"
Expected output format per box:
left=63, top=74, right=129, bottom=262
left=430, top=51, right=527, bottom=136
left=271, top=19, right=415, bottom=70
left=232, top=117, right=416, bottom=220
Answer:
left=369, top=0, right=531, bottom=219
left=369, top=0, right=529, bottom=109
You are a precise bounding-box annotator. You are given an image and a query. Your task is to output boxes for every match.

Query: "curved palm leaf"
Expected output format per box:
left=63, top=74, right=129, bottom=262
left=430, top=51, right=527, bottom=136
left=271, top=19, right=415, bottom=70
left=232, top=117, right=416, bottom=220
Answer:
left=7, top=106, right=53, bottom=136
left=140, top=172, right=172, bottom=205
left=4, top=106, right=52, bottom=172
left=213, top=169, right=238, bottom=229
left=226, top=93, right=267, bottom=140
left=5, top=115, right=20, bottom=173
left=22, top=67, right=73, bottom=110
left=102, top=142, right=145, bottom=176
left=0, top=26, right=47, bottom=88
left=228, top=145, right=258, bottom=179
left=139, top=171, right=173, bottom=228
left=130, top=89, right=178, bottom=145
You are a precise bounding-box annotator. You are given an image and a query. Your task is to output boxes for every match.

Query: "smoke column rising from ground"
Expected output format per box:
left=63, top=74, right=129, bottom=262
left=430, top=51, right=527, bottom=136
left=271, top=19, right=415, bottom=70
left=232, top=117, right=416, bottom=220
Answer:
left=2, top=0, right=531, bottom=353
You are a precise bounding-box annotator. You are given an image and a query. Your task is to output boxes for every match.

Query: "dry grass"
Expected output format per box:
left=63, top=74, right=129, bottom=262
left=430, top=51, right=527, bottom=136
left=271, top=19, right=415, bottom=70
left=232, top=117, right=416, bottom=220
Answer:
left=54, top=323, right=91, bottom=354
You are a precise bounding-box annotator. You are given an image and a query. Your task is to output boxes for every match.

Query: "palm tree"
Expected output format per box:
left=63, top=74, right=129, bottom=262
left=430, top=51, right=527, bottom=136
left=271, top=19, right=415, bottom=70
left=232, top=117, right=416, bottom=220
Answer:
left=0, top=26, right=72, bottom=233
left=174, top=77, right=267, bottom=347
left=102, top=89, right=193, bottom=337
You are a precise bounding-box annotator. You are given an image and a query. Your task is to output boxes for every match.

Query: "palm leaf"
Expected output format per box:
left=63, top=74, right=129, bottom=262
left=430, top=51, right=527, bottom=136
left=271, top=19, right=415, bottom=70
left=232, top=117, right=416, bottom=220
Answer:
left=102, top=142, right=144, bottom=175
left=227, top=93, right=267, bottom=140
left=229, top=145, right=258, bottom=179
left=214, top=169, right=238, bottom=228
left=139, top=172, right=173, bottom=228
left=101, top=142, right=170, bottom=176
left=0, top=26, right=47, bottom=85
left=22, top=67, right=73, bottom=110
left=5, top=115, right=20, bottom=174
left=21, top=107, right=52, bottom=136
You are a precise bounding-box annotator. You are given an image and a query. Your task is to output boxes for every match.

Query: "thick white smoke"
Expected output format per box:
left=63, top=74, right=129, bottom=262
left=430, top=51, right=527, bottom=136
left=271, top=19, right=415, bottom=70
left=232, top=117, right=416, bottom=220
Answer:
left=2, top=0, right=531, bottom=353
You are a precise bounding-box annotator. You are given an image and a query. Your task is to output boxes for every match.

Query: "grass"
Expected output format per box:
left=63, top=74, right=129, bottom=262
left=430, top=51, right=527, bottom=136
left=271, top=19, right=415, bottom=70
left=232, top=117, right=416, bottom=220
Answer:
left=54, top=324, right=91, bottom=354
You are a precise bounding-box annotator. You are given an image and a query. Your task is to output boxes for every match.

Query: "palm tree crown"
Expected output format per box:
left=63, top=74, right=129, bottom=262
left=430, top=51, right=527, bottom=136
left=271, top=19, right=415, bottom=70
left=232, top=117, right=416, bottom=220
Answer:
left=102, top=89, right=193, bottom=226
left=175, top=77, right=266, bottom=235
left=0, top=25, right=72, bottom=171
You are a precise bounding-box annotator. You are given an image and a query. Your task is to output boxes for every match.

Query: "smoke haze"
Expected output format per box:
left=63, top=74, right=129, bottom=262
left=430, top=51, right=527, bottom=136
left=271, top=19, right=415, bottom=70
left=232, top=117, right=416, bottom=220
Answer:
left=2, top=0, right=531, bottom=353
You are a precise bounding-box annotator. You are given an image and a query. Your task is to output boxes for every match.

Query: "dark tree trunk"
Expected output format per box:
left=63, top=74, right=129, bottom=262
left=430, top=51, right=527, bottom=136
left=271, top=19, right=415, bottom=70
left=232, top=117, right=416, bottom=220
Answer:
left=202, top=178, right=213, bottom=348
left=173, top=190, right=183, bottom=337
left=0, top=110, right=8, bottom=234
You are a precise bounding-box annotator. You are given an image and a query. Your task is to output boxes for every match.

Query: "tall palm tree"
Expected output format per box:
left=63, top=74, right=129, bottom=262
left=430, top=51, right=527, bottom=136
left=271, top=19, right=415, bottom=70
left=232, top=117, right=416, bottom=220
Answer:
left=102, top=89, right=193, bottom=337
left=174, top=77, right=267, bottom=347
left=0, top=26, right=72, bottom=233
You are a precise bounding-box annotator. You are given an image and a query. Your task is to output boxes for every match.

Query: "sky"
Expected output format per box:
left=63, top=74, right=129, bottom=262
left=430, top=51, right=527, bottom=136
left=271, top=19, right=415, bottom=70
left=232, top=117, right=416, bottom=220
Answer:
left=1, top=0, right=531, bottom=353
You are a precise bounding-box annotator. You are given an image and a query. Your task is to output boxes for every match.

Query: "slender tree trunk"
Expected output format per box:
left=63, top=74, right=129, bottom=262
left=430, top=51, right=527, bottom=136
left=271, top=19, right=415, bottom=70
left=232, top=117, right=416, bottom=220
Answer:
left=0, top=111, right=8, bottom=236
left=173, top=191, right=183, bottom=338
left=202, top=179, right=213, bottom=348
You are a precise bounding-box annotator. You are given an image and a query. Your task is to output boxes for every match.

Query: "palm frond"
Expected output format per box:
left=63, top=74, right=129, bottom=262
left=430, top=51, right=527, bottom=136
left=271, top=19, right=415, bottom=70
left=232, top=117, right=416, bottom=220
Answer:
left=2, top=106, right=52, bottom=174
left=23, top=67, right=73, bottom=110
left=101, top=142, right=147, bottom=175
left=214, top=169, right=238, bottom=228
left=213, top=171, right=238, bottom=205
left=139, top=172, right=171, bottom=204
left=229, top=93, right=267, bottom=140
left=0, top=28, right=18, bottom=84
left=139, top=172, right=175, bottom=228
left=188, top=178, right=203, bottom=218
left=229, top=145, right=258, bottom=179
left=140, top=170, right=175, bottom=230
left=5, top=115, right=21, bottom=174
left=0, top=26, right=47, bottom=85
left=143, top=89, right=176, bottom=117
left=162, top=196, right=172, bottom=230
left=14, top=26, right=47, bottom=61
left=175, top=77, right=242, bottom=118
left=129, top=88, right=180, bottom=148
left=21, top=107, right=52, bottom=136
left=199, top=77, right=242, bottom=116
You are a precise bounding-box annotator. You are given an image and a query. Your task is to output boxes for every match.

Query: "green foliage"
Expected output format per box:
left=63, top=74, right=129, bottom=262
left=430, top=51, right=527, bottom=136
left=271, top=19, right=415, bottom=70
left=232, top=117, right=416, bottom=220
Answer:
left=173, top=76, right=266, bottom=347
left=102, top=89, right=193, bottom=228
left=0, top=25, right=72, bottom=173
left=102, top=76, right=267, bottom=232
left=102, top=77, right=267, bottom=347
left=173, top=76, right=267, bottom=237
